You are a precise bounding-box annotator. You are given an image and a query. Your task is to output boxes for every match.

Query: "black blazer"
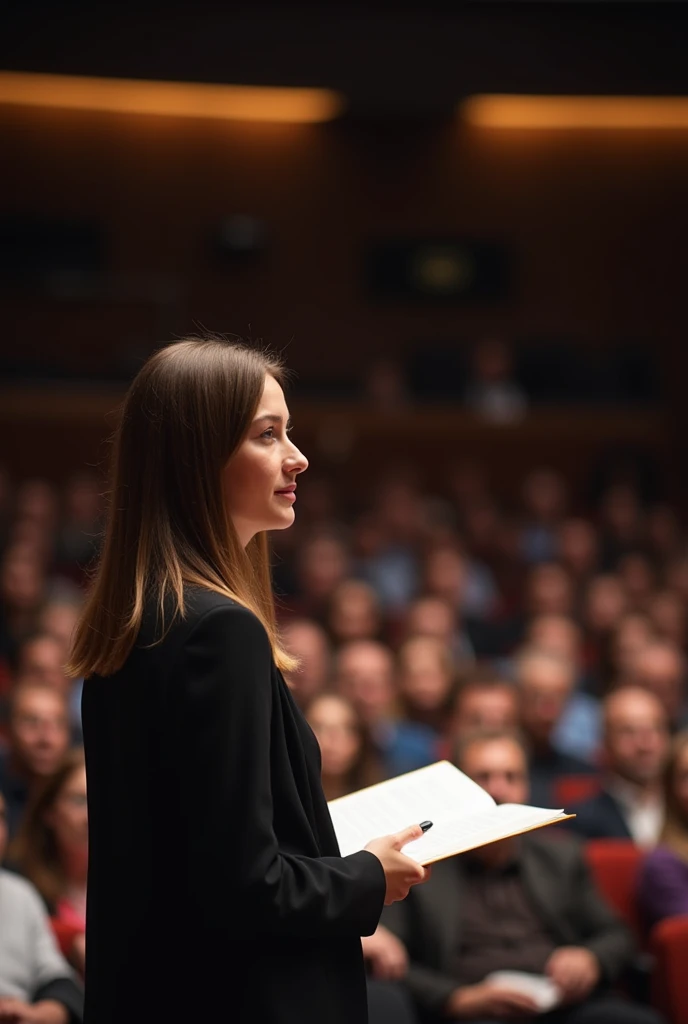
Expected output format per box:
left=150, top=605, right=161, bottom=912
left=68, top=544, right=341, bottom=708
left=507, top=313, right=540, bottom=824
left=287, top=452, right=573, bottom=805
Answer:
left=567, top=790, right=633, bottom=841
left=381, top=834, right=634, bottom=1023
left=82, top=586, right=386, bottom=1024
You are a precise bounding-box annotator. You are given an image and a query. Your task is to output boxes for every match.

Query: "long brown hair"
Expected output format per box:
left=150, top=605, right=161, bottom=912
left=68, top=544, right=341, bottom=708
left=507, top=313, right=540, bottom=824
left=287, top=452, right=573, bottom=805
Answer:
left=304, top=692, right=382, bottom=800
left=68, top=336, right=297, bottom=677
left=10, top=749, right=86, bottom=909
left=660, top=729, right=688, bottom=864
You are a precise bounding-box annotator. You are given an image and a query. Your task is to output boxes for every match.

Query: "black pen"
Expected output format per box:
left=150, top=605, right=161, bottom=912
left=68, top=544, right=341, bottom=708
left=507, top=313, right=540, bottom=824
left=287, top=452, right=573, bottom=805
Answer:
left=420, top=820, right=433, bottom=833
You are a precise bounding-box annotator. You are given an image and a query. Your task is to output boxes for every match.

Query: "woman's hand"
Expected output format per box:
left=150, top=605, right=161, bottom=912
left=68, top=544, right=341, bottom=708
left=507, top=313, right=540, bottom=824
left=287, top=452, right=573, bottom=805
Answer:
left=361, top=925, right=409, bottom=980
left=364, top=824, right=430, bottom=904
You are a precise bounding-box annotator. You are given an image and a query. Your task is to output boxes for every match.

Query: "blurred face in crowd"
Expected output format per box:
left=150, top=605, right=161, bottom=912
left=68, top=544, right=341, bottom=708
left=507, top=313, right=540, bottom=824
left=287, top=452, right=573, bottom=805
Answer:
left=64, top=473, right=103, bottom=524
left=459, top=736, right=529, bottom=807
left=518, top=650, right=575, bottom=747
left=0, top=548, right=45, bottom=613
left=423, top=547, right=466, bottom=606
left=0, top=792, right=7, bottom=864
left=223, top=375, right=308, bottom=547
left=601, top=484, right=642, bottom=541
left=282, top=619, right=331, bottom=706
left=397, top=637, right=454, bottom=713
left=10, top=685, right=71, bottom=777
left=7, top=517, right=54, bottom=562
left=558, top=518, right=598, bottom=579
left=648, top=591, right=686, bottom=648
left=328, top=580, right=381, bottom=644
left=604, top=687, right=669, bottom=786
left=618, top=552, right=656, bottom=610
left=633, top=642, right=686, bottom=724
left=584, top=575, right=627, bottom=634
left=527, top=615, right=582, bottom=669
left=374, top=479, right=423, bottom=543
left=335, top=641, right=395, bottom=726
left=18, top=635, right=72, bottom=697
left=38, top=601, right=82, bottom=655
left=646, top=504, right=681, bottom=558
left=522, top=470, right=566, bottom=523
left=613, top=614, right=656, bottom=680
left=297, top=535, right=349, bottom=601
left=306, top=695, right=362, bottom=780
left=405, top=597, right=455, bottom=644
left=452, top=682, right=519, bottom=738
left=46, top=763, right=88, bottom=862
left=15, top=479, right=58, bottom=529
left=526, top=563, right=574, bottom=617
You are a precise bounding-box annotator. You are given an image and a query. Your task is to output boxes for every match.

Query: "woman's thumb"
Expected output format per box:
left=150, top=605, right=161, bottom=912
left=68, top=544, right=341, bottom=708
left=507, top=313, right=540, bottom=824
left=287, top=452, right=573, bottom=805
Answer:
left=392, top=823, right=424, bottom=849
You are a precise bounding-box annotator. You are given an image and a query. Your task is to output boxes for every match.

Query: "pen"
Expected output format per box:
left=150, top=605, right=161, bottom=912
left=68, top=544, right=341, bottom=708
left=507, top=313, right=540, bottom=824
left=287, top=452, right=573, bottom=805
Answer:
left=420, top=820, right=433, bottom=833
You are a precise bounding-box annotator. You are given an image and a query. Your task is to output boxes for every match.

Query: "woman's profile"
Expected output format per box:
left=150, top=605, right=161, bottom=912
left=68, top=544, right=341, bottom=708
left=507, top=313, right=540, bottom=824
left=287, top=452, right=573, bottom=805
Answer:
left=68, top=337, right=428, bottom=1024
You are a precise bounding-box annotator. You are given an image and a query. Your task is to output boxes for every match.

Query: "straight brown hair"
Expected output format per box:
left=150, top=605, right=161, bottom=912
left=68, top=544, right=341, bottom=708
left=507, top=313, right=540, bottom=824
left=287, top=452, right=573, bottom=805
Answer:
left=660, top=729, right=688, bottom=864
left=68, top=336, right=297, bottom=677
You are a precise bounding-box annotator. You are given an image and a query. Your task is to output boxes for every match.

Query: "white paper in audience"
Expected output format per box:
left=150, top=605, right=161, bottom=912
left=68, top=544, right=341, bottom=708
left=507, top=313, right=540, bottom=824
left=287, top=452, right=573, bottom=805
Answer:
left=327, top=761, right=573, bottom=865
left=485, top=971, right=562, bottom=1012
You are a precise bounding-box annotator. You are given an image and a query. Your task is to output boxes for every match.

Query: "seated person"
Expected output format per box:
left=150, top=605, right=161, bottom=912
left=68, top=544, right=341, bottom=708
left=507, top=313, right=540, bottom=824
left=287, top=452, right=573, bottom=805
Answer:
left=304, top=693, right=382, bottom=800
left=282, top=618, right=332, bottom=708
left=569, top=687, right=668, bottom=846
left=638, top=729, right=688, bottom=926
left=0, top=682, right=71, bottom=838
left=397, top=636, right=457, bottom=738
left=10, top=750, right=87, bottom=975
left=381, top=731, right=661, bottom=1024
left=0, top=787, right=84, bottom=1023
left=334, top=640, right=437, bottom=776
left=516, top=647, right=596, bottom=807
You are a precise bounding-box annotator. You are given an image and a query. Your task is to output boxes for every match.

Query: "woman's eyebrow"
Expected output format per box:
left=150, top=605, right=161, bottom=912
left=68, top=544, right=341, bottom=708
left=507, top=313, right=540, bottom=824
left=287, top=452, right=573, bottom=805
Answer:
left=254, top=413, right=293, bottom=428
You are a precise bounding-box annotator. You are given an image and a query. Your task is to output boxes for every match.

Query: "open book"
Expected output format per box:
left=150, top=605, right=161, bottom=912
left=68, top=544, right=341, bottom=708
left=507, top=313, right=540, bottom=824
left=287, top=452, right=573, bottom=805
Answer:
left=328, top=761, right=574, bottom=866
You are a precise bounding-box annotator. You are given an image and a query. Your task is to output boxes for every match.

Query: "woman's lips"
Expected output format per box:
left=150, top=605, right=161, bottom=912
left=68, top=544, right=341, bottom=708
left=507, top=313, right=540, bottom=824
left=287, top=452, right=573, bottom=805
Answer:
left=275, top=490, right=296, bottom=502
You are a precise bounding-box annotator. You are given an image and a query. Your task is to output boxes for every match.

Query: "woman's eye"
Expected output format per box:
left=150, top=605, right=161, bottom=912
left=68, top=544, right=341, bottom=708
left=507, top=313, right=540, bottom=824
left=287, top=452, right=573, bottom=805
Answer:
left=261, top=427, right=275, bottom=440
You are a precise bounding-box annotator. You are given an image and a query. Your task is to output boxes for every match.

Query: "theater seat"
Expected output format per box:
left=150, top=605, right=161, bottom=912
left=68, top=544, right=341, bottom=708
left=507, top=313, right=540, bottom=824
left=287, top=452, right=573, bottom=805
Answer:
left=554, top=774, right=601, bottom=808
left=650, top=915, right=688, bottom=1024
left=584, top=839, right=645, bottom=941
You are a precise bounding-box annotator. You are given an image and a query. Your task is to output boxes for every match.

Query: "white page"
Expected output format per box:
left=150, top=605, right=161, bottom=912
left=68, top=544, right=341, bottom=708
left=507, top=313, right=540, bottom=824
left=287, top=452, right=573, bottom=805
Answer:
left=328, top=761, right=494, bottom=859
left=328, top=762, right=570, bottom=865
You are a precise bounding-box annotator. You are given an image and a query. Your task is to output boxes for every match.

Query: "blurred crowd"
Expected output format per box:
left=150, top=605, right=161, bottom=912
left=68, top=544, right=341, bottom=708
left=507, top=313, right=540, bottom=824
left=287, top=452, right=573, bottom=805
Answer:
left=1, top=456, right=688, bottom=1022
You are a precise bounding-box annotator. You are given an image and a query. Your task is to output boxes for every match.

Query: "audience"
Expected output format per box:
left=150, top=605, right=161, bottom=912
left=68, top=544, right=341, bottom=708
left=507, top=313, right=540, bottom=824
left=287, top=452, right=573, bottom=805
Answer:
left=381, top=731, right=661, bottom=1024
left=515, top=647, right=594, bottom=807
left=0, top=788, right=84, bottom=1023
left=569, top=687, right=668, bottom=845
left=3, top=453, right=688, bottom=1020
left=638, top=730, right=688, bottom=927
left=0, top=684, right=71, bottom=839
left=10, top=751, right=88, bottom=975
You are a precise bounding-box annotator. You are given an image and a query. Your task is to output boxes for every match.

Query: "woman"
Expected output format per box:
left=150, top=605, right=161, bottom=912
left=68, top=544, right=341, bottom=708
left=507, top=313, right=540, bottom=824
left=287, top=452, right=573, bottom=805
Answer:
left=68, top=338, right=427, bottom=1024
left=397, top=635, right=457, bottom=738
left=305, top=692, right=382, bottom=801
left=638, top=730, right=688, bottom=926
left=10, top=749, right=88, bottom=976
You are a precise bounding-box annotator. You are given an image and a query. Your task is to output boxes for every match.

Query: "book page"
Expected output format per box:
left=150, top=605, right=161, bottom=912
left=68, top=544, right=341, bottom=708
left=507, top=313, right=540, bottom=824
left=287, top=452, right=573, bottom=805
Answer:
left=328, top=761, right=572, bottom=865
left=328, top=761, right=494, bottom=859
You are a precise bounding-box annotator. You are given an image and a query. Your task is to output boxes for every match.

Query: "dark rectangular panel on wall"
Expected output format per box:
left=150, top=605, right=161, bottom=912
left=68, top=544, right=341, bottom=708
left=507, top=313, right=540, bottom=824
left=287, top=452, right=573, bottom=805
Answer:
left=0, top=217, right=107, bottom=285
left=364, top=238, right=510, bottom=302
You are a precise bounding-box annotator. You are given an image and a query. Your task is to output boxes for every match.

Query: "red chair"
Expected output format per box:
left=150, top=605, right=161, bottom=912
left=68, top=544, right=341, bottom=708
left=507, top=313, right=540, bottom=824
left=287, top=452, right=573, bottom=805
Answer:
left=650, top=915, right=688, bottom=1024
left=554, top=774, right=601, bottom=808
left=584, top=839, right=645, bottom=942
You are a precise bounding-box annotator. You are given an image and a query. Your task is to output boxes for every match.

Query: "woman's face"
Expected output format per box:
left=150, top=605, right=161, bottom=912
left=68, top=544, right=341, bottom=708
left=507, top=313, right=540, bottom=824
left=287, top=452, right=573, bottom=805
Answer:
left=223, top=375, right=308, bottom=547
left=46, top=766, right=88, bottom=855
left=307, top=696, right=361, bottom=778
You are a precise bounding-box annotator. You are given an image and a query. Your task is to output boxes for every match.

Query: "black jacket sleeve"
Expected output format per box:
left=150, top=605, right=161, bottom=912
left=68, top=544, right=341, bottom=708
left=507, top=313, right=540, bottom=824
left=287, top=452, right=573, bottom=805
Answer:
left=175, top=603, right=386, bottom=939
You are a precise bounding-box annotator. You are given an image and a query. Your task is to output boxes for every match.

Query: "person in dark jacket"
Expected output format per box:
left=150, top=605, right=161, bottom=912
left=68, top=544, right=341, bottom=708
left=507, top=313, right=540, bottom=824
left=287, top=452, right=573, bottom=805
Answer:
left=382, top=731, right=663, bottom=1024
left=68, top=338, right=429, bottom=1024
left=570, top=687, right=668, bottom=846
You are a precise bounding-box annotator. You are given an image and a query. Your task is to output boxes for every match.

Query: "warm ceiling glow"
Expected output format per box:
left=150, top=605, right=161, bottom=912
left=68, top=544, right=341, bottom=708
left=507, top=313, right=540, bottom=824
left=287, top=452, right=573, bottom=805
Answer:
left=0, top=71, right=344, bottom=123
left=462, top=94, right=688, bottom=129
